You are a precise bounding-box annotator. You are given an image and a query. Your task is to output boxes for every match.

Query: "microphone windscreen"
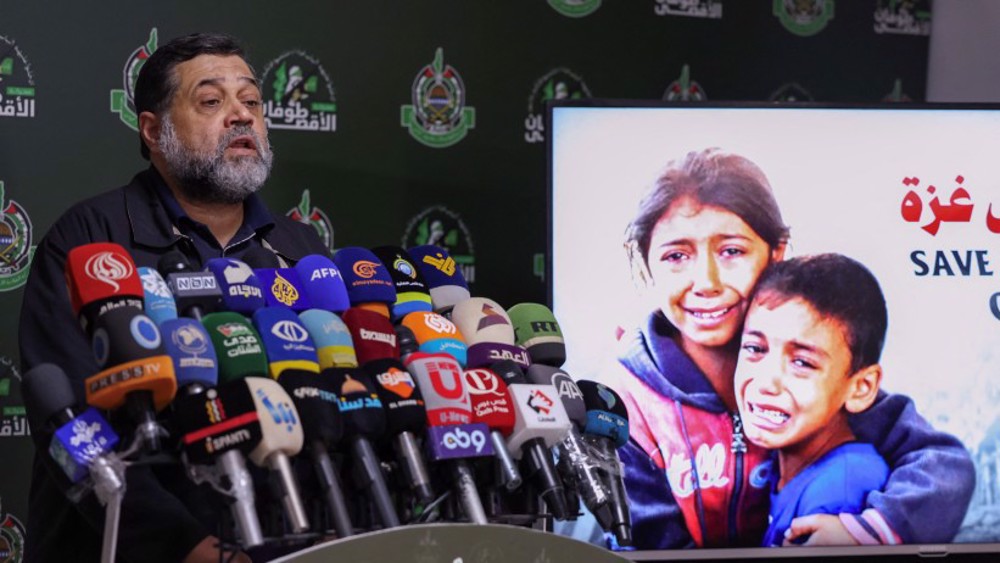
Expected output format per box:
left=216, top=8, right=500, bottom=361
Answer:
left=90, top=307, right=165, bottom=369
left=400, top=311, right=467, bottom=366
left=466, top=342, right=531, bottom=370
left=463, top=368, right=516, bottom=435
left=51, top=408, right=120, bottom=484
left=525, top=364, right=586, bottom=429
left=490, top=359, right=527, bottom=386
left=342, top=307, right=400, bottom=364
left=65, top=242, right=143, bottom=315
left=157, top=250, right=194, bottom=275
left=138, top=267, right=178, bottom=325
left=277, top=368, right=344, bottom=446
left=240, top=247, right=282, bottom=269
left=406, top=245, right=469, bottom=311
left=371, top=246, right=433, bottom=320
left=365, top=358, right=426, bottom=435
left=451, top=298, right=516, bottom=346
left=404, top=352, right=471, bottom=426
left=255, top=268, right=314, bottom=311
left=508, top=303, right=566, bottom=367
left=294, top=255, right=350, bottom=313
left=245, top=377, right=304, bottom=462
left=161, top=318, right=219, bottom=389
left=577, top=380, right=630, bottom=448
left=332, top=247, right=396, bottom=306
left=22, top=363, right=76, bottom=431
left=395, top=325, right=419, bottom=359
left=298, top=309, right=358, bottom=368
left=201, top=312, right=269, bottom=383
left=324, top=367, right=386, bottom=439
left=205, top=258, right=266, bottom=315
left=174, top=379, right=262, bottom=463
left=165, top=271, right=222, bottom=317
left=252, top=307, right=320, bottom=377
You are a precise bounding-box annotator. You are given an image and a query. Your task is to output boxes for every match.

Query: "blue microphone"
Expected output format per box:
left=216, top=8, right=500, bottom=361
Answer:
left=252, top=307, right=321, bottom=377
left=161, top=318, right=218, bottom=394
left=205, top=258, right=266, bottom=315
left=138, top=267, right=178, bottom=325
left=294, top=254, right=351, bottom=313
left=254, top=267, right=314, bottom=311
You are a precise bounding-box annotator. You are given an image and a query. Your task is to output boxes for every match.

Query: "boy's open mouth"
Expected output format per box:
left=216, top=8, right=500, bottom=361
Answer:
left=748, top=402, right=791, bottom=426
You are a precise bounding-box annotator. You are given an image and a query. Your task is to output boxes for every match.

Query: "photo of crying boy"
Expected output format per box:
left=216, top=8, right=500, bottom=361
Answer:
left=735, top=253, right=894, bottom=547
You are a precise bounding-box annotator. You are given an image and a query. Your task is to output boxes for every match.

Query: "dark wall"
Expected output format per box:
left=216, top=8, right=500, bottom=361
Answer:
left=0, top=1, right=936, bottom=560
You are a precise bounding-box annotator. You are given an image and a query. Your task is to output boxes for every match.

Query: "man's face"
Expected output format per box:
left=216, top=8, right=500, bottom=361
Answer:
left=734, top=297, right=855, bottom=453
left=156, top=54, right=272, bottom=204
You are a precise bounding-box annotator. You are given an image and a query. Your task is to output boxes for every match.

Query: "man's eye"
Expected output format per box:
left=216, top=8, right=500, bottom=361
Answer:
left=202, top=99, right=220, bottom=107
left=244, top=99, right=261, bottom=108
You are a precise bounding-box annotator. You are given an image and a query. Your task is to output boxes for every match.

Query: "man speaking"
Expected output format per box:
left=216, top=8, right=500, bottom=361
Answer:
left=19, top=32, right=327, bottom=563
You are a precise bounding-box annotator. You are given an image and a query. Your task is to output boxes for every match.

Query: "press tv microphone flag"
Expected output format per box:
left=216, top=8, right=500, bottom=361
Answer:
left=509, top=303, right=566, bottom=368
left=87, top=306, right=177, bottom=452
left=364, top=357, right=435, bottom=505
left=157, top=251, right=222, bottom=320
left=333, top=247, right=397, bottom=319
left=526, top=364, right=611, bottom=529
left=275, top=369, right=354, bottom=538
left=577, top=380, right=632, bottom=547
left=405, top=351, right=493, bottom=524
left=294, top=254, right=351, bottom=313
left=326, top=367, right=401, bottom=528
left=400, top=311, right=467, bottom=367
left=138, top=267, right=178, bottom=326
left=298, top=309, right=358, bottom=368
left=173, top=379, right=265, bottom=547
left=65, top=242, right=144, bottom=335
left=371, top=245, right=433, bottom=321
left=407, top=245, right=470, bottom=314
left=253, top=307, right=321, bottom=377
left=205, top=258, right=267, bottom=316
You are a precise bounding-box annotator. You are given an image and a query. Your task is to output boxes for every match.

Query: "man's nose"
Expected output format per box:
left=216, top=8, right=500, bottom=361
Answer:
left=224, top=99, right=254, bottom=127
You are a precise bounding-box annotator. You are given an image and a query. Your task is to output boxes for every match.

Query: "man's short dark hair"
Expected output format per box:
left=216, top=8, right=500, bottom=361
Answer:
left=750, top=253, right=888, bottom=374
left=134, top=32, right=251, bottom=159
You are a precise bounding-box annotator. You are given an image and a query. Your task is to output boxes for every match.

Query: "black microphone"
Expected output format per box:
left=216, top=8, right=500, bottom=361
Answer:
left=578, top=380, right=632, bottom=547
left=158, top=251, right=221, bottom=320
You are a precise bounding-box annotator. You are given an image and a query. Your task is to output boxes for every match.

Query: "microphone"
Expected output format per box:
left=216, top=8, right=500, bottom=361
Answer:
left=23, top=364, right=128, bottom=563
left=87, top=307, right=176, bottom=453
left=293, top=255, right=350, bottom=313
left=205, top=258, right=267, bottom=315
left=508, top=303, right=566, bottom=367
left=173, top=380, right=265, bottom=547
left=240, top=247, right=312, bottom=313
left=406, top=245, right=470, bottom=314
left=492, top=361, right=572, bottom=521
left=160, top=317, right=218, bottom=395
left=333, top=247, right=397, bottom=319
left=371, top=246, right=433, bottom=321
left=341, top=307, right=400, bottom=365
left=65, top=242, right=144, bottom=335
left=252, top=307, right=321, bottom=377
left=526, top=365, right=611, bottom=527
left=201, top=312, right=269, bottom=383
left=462, top=368, right=522, bottom=491
left=364, top=358, right=435, bottom=505
left=326, top=367, right=401, bottom=528
left=577, top=380, right=632, bottom=547
left=274, top=369, right=353, bottom=538
left=400, top=311, right=467, bottom=366
left=451, top=298, right=532, bottom=370
left=405, top=352, right=493, bottom=524
left=157, top=251, right=221, bottom=320
left=138, top=267, right=178, bottom=325
left=298, top=309, right=359, bottom=368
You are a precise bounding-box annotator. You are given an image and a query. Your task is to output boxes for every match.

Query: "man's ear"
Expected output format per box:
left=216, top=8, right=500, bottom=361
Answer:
left=844, top=363, right=882, bottom=414
left=138, top=111, right=162, bottom=155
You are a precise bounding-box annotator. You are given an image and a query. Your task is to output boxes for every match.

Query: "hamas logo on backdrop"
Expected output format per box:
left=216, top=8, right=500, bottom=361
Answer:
left=110, top=28, right=157, bottom=131
left=402, top=206, right=475, bottom=284
left=548, top=0, right=602, bottom=17
left=286, top=189, right=335, bottom=252
left=0, top=35, right=36, bottom=119
left=0, top=499, right=26, bottom=563
left=0, top=182, right=35, bottom=292
left=874, top=0, right=931, bottom=36
left=774, top=0, right=834, bottom=37
left=882, top=78, right=912, bottom=102
left=654, top=0, right=722, bottom=18
left=662, top=65, right=707, bottom=101
left=525, top=68, right=591, bottom=144
left=261, top=51, right=337, bottom=133
left=401, top=48, right=475, bottom=148
left=769, top=81, right=815, bottom=102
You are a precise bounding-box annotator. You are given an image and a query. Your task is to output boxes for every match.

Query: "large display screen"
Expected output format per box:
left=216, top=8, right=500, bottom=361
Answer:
left=549, top=102, right=1000, bottom=558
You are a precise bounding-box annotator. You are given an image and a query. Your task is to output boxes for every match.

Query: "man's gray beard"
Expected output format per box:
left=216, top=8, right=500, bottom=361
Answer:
left=158, top=116, right=274, bottom=205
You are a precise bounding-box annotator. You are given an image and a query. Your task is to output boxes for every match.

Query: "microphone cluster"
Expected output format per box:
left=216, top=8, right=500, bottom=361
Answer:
left=25, top=241, right=634, bottom=557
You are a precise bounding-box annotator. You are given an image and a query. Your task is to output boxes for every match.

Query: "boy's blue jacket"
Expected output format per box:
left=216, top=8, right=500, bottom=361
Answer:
left=604, top=312, right=976, bottom=549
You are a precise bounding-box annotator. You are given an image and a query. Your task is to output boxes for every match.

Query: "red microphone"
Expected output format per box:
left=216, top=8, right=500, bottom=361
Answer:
left=65, top=243, right=144, bottom=335
left=464, top=367, right=522, bottom=491
left=341, top=307, right=400, bottom=365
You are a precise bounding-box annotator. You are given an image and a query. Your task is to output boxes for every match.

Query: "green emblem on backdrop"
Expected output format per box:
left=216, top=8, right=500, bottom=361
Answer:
left=0, top=182, right=35, bottom=292
left=525, top=68, right=591, bottom=144
left=548, top=0, right=602, bottom=18
left=0, top=35, right=36, bottom=119
left=0, top=502, right=26, bottom=563
left=286, top=190, right=335, bottom=252
left=402, top=206, right=476, bottom=284
left=261, top=51, right=337, bottom=132
left=774, top=0, right=834, bottom=37
left=110, top=28, right=158, bottom=131
left=401, top=48, right=475, bottom=149
left=662, top=64, right=707, bottom=101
